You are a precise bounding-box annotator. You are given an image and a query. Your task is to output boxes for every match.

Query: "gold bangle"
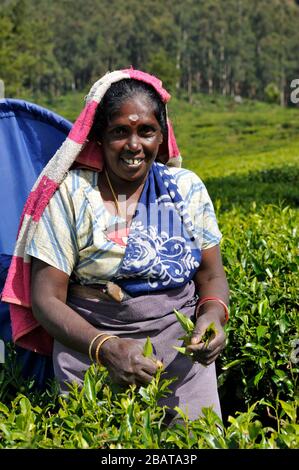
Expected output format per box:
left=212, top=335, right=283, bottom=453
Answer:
left=88, top=333, right=108, bottom=362
left=95, top=335, right=118, bottom=365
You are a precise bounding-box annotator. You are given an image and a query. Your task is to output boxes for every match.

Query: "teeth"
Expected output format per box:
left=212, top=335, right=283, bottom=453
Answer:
left=122, top=158, right=143, bottom=165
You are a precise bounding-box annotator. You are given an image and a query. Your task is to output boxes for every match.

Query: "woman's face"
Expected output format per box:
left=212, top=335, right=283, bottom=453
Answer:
left=100, top=94, right=163, bottom=184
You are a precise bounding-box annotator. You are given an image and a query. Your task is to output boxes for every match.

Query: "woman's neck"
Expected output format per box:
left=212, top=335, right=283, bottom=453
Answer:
left=103, top=169, right=147, bottom=200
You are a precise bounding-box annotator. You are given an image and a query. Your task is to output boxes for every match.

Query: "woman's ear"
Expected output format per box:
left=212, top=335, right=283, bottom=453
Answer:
left=157, top=134, right=168, bottom=163
left=157, top=129, right=164, bottom=145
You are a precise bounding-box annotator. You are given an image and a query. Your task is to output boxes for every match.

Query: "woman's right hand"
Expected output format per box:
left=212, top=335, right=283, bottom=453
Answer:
left=98, top=337, right=159, bottom=386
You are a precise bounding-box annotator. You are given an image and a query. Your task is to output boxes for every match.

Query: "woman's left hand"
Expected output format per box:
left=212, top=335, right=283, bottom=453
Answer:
left=186, top=310, right=226, bottom=366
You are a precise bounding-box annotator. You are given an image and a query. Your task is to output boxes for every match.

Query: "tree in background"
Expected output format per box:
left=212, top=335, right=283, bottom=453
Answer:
left=1, top=0, right=299, bottom=105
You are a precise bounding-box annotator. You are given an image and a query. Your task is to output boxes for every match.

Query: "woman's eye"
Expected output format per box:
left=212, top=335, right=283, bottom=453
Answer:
left=111, top=127, right=127, bottom=137
left=140, top=126, right=156, bottom=136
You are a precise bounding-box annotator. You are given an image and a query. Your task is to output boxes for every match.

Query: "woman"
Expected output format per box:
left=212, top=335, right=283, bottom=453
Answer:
left=2, top=69, right=229, bottom=422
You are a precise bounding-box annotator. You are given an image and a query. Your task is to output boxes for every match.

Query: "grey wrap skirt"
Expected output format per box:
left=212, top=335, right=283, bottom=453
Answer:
left=53, top=280, right=221, bottom=421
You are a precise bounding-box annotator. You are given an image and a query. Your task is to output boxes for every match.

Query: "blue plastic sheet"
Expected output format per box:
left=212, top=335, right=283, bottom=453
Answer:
left=0, top=99, right=72, bottom=388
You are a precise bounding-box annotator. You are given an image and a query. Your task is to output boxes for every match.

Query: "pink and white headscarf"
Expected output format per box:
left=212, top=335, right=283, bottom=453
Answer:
left=1, top=68, right=182, bottom=355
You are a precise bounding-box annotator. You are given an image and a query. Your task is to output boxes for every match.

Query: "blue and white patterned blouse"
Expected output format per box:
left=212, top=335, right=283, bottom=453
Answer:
left=27, top=165, right=222, bottom=287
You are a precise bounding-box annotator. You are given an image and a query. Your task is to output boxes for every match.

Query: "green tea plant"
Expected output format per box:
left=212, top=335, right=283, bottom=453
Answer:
left=173, top=309, right=218, bottom=357
left=143, top=336, right=163, bottom=369
left=0, top=365, right=297, bottom=448
left=217, top=204, right=299, bottom=420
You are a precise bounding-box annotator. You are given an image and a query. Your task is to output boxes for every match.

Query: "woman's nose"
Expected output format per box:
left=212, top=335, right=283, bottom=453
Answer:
left=125, top=133, right=141, bottom=151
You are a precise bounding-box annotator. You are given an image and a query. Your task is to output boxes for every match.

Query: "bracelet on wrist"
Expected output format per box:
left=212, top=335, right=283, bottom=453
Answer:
left=88, top=332, right=108, bottom=362
left=196, top=296, right=229, bottom=323
left=95, top=335, right=118, bottom=365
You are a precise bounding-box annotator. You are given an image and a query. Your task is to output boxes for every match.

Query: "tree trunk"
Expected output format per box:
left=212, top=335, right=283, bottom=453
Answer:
left=195, top=71, right=201, bottom=92
left=280, top=72, right=286, bottom=107
left=220, top=28, right=226, bottom=95
left=176, top=38, right=181, bottom=92
left=187, top=58, right=192, bottom=104
left=208, top=47, right=213, bottom=94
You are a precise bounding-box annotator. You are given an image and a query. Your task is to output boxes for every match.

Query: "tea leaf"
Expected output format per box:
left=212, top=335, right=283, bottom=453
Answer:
left=143, top=336, right=153, bottom=358
left=0, top=403, right=10, bottom=417
left=173, top=346, right=187, bottom=354
left=256, top=325, right=268, bottom=341
left=253, top=370, right=265, bottom=386
left=143, top=337, right=164, bottom=371
left=279, top=400, right=297, bottom=422
left=83, top=370, right=96, bottom=402
left=201, top=322, right=218, bottom=347
left=173, top=309, right=195, bottom=334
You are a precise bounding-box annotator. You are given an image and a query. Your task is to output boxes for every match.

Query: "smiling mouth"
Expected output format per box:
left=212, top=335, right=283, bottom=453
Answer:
left=120, top=157, right=144, bottom=167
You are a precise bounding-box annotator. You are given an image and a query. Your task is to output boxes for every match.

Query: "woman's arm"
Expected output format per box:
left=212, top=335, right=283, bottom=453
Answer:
left=194, top=244, right=229, bottom=322
left=31, top=258, right=158, bottom=384
left=31, top=258, right=104, bottom=354
left=187, top=245, right=229, bottom=365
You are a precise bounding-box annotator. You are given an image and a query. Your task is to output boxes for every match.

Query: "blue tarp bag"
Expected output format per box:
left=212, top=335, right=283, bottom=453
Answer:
left=0, top=99, right=71, bottom=388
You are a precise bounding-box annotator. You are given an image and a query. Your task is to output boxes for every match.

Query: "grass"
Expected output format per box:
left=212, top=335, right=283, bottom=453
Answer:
left=169, top=94, right=299, bottom=176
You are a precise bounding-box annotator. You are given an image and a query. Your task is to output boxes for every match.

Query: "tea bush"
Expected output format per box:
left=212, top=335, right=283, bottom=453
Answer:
left=217, top=204, right=299, bottom=421
left=0, top=366, right=298, bottom=449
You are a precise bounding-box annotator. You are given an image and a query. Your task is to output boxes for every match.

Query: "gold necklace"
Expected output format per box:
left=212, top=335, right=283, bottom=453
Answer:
left=104, top=167, right=120, bottom=215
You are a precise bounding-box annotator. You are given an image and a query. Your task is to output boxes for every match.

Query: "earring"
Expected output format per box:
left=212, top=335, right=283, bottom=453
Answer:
left=97, top=141, right=102, bottom=146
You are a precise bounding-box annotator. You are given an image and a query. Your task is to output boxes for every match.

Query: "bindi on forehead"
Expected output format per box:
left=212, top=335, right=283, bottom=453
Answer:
left=128, top=114, right=140, bottom=123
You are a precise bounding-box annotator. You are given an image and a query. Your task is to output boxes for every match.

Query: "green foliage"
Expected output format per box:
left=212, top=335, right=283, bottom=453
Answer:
left=0, top=366, right=298, bottom=448
left=0, top=346, right=59, bottom=411
left=173, top=308, right=195, bottom=357
left=0, top=0, right=65, bottom=96
left=147, top=49, right=179, bottom=93
left=173, top=309, right=218, bottom=357
left=1, top=0, right=299, bottom=103
left=143, top=337, right=153, bottom=358
left=202, top=323, right=218, bottom=347
left=169, top=95, right=299, bottom=177
left=216, top=204, right=299, bottom=418
left=143, top=337, right=163, bottom=369
left=173, top=308, right=195, bottom=335
left=264, top=83, right=280, bottom=104
left=171, top=92, right=298, bottom=438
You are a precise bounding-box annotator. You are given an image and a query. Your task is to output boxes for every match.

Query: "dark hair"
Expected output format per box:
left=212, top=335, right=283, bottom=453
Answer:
left=88, top=79, right=168, bottom=141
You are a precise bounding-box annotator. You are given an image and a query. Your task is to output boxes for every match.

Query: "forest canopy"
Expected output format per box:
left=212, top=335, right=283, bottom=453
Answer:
left=1, top=0, right=299, bottom=105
